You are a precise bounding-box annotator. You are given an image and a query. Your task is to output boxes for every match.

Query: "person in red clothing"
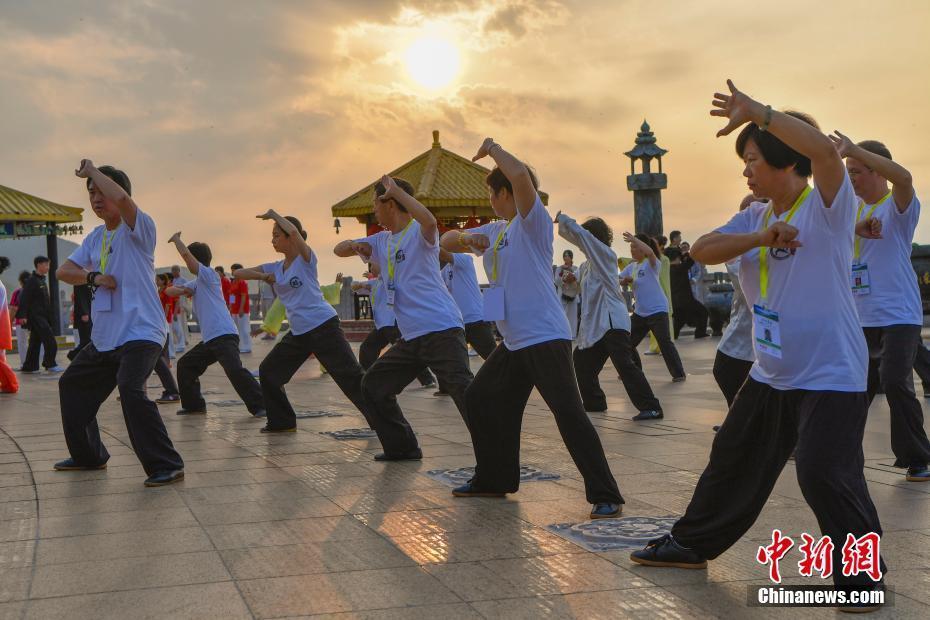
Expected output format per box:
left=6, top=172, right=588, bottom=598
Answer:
left=159, top=274, right=178, bottom=358
left=0, top=257, right=19, bottom=394
left=229, top=263, right=252, bottom=353
left=215, top=266, right=231, bottom=311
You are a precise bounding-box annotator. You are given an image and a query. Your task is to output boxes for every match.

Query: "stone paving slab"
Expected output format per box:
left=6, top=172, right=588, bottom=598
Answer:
left=1, top=334, right=928, bottom=618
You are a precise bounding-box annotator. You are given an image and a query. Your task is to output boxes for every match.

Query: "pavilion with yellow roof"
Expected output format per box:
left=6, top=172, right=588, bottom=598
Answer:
left=331, top=130, right=548, bottom=236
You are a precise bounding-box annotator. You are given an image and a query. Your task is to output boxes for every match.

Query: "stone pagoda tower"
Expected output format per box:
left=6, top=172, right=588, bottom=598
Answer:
left=624, top=120, right=668, bottom=237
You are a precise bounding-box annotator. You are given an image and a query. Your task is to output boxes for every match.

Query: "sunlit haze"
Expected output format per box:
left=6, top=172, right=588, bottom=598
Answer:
left=1, top=0, right=929, bottom=281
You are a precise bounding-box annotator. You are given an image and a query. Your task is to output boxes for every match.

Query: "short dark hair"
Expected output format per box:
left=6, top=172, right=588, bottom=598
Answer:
left=0, top=256, right=9, bottom=275
left=635, top=233, right=661, bottom=257
left=581, top=217, right=613, bottom=246
left=18, top=270, right=29, bottom=286
left=230, top=263, right=243, bottom=271
left=281, top=216, right=308, bottom=240
left=563, top=249, right=573, bottom=259
left=656, top=235, right=668, bottom=247
left=735, top=110, right=818, bottom=177
left=86, top=165, right=132, bottom=196
left=374, top=177, right=416, bottom=213
left=857, top=140, right=892, bottom=162
left=669, top=230, right=681, bottom=241
left=34, top=255, right=49, bottom=267
left=189, top=242, right=212, bottom=267
left=486, top=165, right=539, bottom=197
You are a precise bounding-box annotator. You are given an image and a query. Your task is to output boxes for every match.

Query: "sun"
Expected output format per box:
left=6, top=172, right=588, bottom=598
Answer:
left=404, top=37, right=461, bottom=90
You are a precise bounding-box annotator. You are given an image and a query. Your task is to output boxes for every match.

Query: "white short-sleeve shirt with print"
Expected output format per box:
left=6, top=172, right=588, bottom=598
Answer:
left=620, top=258, right=668, bottom=317
left=183, top=264, right=238, bottom=343
left=261, top=251, right=336, bottom=336
left=441, top=253, right=485, bottom=325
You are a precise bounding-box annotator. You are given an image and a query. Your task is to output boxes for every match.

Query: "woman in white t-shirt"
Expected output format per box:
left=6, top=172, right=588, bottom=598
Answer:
left=631, top=81, right=884, bottom=602
left=233, top=211, right=375, bottom=434
left=439, top=138, right=623, bottom=520
left=619, top=233, right=686, bottom=381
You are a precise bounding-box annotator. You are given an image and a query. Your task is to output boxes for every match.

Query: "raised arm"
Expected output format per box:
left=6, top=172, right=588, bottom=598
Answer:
left=555, top=211, right=596, bottom=259
left=830, top=130, right=914, bottom=212
left=690, top=219, right=804, bottom=265
left=712, top=80, right=844, bottom=206
left=258, top=209, right=311, bottom=261
left=334, top=239, right=373, bottom=259
left=378, top=175, right=437, bottom=243
left=622, top=232, right=658, bottom=269
left=167, top=232, right=200, bottom=275
left=472, top=138, right=537, bottom=218
left=440, top=230, right=491, bottom=255
left=74, top=159, right=139, bottom=229
left=233, top=266, right=274, bottom=284
left=164, top=285, right=193, bottom=298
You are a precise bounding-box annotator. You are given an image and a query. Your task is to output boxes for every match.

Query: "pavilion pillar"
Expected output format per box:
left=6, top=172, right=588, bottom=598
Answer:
left=46, top=226, right=61, bottom=336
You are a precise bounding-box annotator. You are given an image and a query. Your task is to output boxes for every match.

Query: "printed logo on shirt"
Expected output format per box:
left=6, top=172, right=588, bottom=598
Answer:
left=496, top=235, right=509, bottom=251
left=394, top=249, right=406, bottom=264
left=769, top=247, right=796, bottom=261
left=288, top=276, right=303, bottom=289
left=637, top=268, right=645, bottom=278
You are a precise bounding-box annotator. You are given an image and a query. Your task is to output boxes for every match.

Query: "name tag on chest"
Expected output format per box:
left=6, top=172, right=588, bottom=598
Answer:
left=94, top=288, right=113, bottom=312
left=385, top=285, right=396, bottom=307
left=482, top=286, right=505, bottom=321
left=850, top=263, right=871, bottom=296
left=752, top=304, right=782, bottom=359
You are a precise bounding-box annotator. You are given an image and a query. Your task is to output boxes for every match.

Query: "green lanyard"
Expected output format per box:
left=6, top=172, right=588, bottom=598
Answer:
left=490, top=219, right=514, bottom=283
left=853, top=190, right=892, bottom=261
left=100, top=226, right=120, bottom=274
left=386, top=220, right=413, bottom=284
left=758, top=186, right=811, bottom=302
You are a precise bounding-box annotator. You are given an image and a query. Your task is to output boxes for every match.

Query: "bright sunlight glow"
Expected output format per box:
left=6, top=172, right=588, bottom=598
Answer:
left=404, top=37, right=460, bottom=89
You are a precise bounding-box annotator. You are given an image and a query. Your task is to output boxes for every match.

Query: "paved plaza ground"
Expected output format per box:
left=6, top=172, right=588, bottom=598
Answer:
left=1, top=334, right=929, bottom=619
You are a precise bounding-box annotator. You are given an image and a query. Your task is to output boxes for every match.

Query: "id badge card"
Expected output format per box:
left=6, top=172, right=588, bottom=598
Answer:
left=850, top=263, right=871, bottom=296
left=229, top=295, right=236, bottom=304
left=752, top=304, right=782, bottom=359
left=385, top=283, right=396, bottom=306
left=94, top=288, right=113, bottom=312
left=482, top=286, right=505, bottom=322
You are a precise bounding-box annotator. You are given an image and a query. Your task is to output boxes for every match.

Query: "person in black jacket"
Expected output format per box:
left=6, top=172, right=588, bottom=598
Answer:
left=666, top=245, right=709, bottom=339
left=67, top=284, right=93, bottom=361
left=17, top=256, right=61, bottom=372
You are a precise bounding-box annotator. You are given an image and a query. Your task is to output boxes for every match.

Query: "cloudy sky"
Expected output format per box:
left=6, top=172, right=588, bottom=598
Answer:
left=1, top=0, right=929, bottom=280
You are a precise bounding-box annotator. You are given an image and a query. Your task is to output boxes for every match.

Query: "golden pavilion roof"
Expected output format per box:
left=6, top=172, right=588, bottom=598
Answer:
left=331, top=130, right=548, bottom=220
left=0, top=184, right=83, bottom=224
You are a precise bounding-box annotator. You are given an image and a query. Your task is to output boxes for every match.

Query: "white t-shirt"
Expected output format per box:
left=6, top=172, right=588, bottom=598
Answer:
left=717, top=261, right=754, bottom=362
left=620, top=258, right=668, bottom=317
left=68, top=211, right=167, bottom=352
left=441, top=253, right=485, bottom=324
left=367, top=278, right=396, bottom=330
left=556, top=214, right=631, bottom=349
left=183, top=264, right=238, bottom=343
left=469, top=195, right=571, bottom=350
left=715, top=175, right=867, bottom=392
left=261, top=252, right=336, bottom=336
left=854, top=193, right=922, bottom=327
left=361, top=220, right=462, bottom=341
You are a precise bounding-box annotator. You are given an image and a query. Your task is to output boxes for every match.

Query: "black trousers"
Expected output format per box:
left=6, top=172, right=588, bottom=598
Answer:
left=68, top=319, right=92, bottom=361
left=153, top=337, right=179, bottom=396
left=259, top=317, right=372, bottom=431
left=359, top=325, right=434, bottom=387
left=712, top=350, right=754, bottom=407
left=23, top=315, right=57, bottom=371
left=58, top=340, right=184, bottom=476
left=573, top=328, right=661, bottom=413
left=465, top=320, right=497, bottom=360
left=629, top=312, right=685, bottom=379
left=465, top=338, right=622, bottom=504
left=672, top=296, right=709, bottom=338
left=864, top=325, right=930, bottom=468
left=671, top=379, right=884, bottom=587
left=913, top=338, right=930, bottom=393
left=361, top=328, right=473, bottom=454
left=179, top=334, right=263, bottom=414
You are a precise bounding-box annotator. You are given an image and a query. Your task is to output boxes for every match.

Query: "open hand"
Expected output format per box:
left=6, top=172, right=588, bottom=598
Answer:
left=758, top=221, right=802, bottom=250
left=710, top=80, right=759, bottom=138
left=378, top=175, right=399, bottom=202
left=471, top=137, right=496, bottom=162
left=74, top=159, right=94, bottom=178
left=256, top=209, right=277, bottom=220
left=622, top=231, right=636, bottom=244
left=829, top=131, right=856, bottom=159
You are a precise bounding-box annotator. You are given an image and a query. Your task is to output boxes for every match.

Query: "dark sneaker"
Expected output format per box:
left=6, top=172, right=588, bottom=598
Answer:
left=176, top=408, right=206, bottom=415
left=906, top=465, right=930, bottom=482
left=374, top=449, right=423, bottom=462
left=672, top=375, right=687, bottom=383
left=19, top=368, right=40, bottom=374
left=54, top=458, right=107, bottom=471
left=590, top=503, right=622, bottom=519
left=144, top=469, right=185, bottom=487
left=251, top=409, right=267, bottom=418
left=584, top=404, right=608, bottom=413
left=632, top=410, right=664, bottom=421
left=260, top=425, right=296, bottom=433
left=452, top=482, right=506, bottom=498
left=838, top=582, right=885, bottom=614
left=433, top=390, right=449, bottom=397
left=630, top=534, right=708, bottom=569
left=156, top=393, right=180, bottom=404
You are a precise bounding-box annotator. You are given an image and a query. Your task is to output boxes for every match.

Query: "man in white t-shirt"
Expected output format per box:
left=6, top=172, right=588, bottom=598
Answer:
left=334, top=175, right=473, bottom=461
left=439, top=250, right=497, bottom=360
left=165, top=234, right=265, bottom=418
left=831, top=132, right=930, bottom=482
left=54, top=160, right=184, bottom=487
